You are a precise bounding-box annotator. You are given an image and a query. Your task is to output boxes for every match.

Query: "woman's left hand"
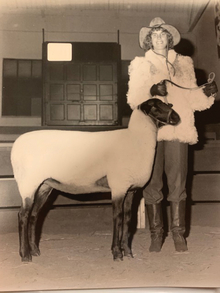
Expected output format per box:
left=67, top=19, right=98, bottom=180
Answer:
left=203, top=81, right=218, bottom=97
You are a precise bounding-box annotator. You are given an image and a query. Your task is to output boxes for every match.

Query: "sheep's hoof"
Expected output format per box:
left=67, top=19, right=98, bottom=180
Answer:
left=112, top=249, right=123, bottom=261
left=20, top=248, right=32, bottom=262
left=31, top=249, right=40, bottom=256
left=113, top=255, right=123, bottom=261
left=124, top=251, right=133, bottom=258
left=30, top=244, right=41, bottom=256
left=121, top=245, right=133, bottom=258
left=21, top=254, right=32, bottom=262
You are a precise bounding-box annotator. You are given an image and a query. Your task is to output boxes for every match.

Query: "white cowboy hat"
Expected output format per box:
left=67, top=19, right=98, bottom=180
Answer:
left=139, top=17, right=181, bottom=49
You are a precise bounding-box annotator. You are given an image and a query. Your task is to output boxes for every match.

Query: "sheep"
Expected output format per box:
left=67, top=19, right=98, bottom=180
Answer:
left=11, top=98, right=180, bottom=262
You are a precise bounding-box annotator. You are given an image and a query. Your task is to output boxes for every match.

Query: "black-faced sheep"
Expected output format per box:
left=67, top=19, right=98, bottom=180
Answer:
left=11, top=98, right=180, bottom=262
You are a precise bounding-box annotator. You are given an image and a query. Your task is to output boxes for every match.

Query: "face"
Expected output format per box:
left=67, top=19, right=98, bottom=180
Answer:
left=140, top=98, right=180, bottom=128
left=151, top=29, right=168, bottom=52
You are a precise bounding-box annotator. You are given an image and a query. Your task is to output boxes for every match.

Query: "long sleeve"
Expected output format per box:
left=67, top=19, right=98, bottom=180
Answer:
left=180, top=56, right=215, bottom=111
left=126, top=57, right=153, bottom=110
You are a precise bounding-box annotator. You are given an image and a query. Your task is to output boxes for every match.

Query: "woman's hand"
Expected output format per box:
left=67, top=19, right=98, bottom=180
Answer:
left=203, top=81, right=218, bottom=97
left=150, top=80, right=168, bottom=96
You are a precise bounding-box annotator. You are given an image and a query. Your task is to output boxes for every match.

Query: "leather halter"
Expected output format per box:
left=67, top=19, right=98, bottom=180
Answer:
left=138, top=104, right=174, bottom=127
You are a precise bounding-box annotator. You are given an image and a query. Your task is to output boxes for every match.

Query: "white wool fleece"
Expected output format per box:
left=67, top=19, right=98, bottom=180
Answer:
left=127, top=49, right=215, bottom=145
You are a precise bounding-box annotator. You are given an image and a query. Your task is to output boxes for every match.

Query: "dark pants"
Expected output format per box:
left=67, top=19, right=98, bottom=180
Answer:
left=143, top=140, right=188, bottom=204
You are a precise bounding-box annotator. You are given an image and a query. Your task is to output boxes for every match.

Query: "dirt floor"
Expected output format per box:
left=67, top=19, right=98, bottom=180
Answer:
left=0, top=204, right=220, bottom=292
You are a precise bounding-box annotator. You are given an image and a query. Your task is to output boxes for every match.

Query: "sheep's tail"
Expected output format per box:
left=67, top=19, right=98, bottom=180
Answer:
left=11, top=138, right=31, bottom=199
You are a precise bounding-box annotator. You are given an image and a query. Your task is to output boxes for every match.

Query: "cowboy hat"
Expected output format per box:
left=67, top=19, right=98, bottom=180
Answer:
left=139, top=17, right=181, bottom=49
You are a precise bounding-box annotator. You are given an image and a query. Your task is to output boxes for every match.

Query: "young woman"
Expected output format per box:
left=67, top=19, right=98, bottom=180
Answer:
left=127, top=17, right=218, bottom=252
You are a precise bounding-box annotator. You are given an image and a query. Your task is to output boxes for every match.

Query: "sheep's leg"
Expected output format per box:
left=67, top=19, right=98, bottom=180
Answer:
left=111, top=196, right=124, bottom=261
left=121, top=190, right=134, bottom=258
left=28, top=183, right=53, bottom=256
left=18, top=197, right=34, bottom=262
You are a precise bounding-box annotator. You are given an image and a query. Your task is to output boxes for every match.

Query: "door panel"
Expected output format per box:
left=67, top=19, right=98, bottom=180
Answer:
left=100, top=84, right=113, bottom=101
left=67, top=104, right=81, bottom=121
left=66, top=64, right=81, bottom=81
left=66, top=84, right=81, bottom=101
left=49, top=63, right=64, bottom=81
left=50, top=84, right=64, bottom=100
left=83, top=84, right=97, bottom=100
left=50, top=104, right=65, bottom=121
left=100, top=104, right=114, bottom=120
left=83, top=104, right=97, bottom=121
left=83, top=64, right=97, bottom=81
left=100, top=65, right=113, bottom=81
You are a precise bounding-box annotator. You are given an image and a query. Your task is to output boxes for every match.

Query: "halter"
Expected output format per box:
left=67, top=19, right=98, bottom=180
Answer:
left=138, top=103, right=174, bottom=127
left=147, top=110, right=173, bottom=127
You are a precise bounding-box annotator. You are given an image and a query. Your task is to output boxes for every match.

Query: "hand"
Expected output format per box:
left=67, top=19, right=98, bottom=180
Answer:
left=150, top=80, right=168, bottom=97
left=203, top=81, right=218, bottom=97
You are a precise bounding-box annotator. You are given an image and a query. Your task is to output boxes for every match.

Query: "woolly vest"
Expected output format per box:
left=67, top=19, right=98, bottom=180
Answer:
left=126, top=49, right=214, bottom=145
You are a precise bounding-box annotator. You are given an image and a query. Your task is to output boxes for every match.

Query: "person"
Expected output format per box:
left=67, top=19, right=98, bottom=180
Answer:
left=215, top=16, right=220, bottom=58
left=126, top=17, right=218, bottom=253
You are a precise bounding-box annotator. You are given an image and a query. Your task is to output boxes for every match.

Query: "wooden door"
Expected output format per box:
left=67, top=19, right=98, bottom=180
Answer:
left=44, top=61, right=118, bottom=126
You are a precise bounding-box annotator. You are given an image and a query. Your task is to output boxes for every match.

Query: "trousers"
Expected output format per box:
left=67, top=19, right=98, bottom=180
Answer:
left=143, top=140, right=188, bottom=204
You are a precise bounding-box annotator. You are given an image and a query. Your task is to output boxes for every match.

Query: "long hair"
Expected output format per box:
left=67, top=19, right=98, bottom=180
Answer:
left=142, top=27, right=174, bottom=52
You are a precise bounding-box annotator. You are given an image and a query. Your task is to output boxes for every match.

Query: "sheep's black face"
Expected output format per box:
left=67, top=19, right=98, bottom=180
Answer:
left=140, top=98, right=180, bottom=128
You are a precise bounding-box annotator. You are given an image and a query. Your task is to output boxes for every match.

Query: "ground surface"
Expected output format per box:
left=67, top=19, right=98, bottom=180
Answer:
left=0, top=204, right=220, bottom=292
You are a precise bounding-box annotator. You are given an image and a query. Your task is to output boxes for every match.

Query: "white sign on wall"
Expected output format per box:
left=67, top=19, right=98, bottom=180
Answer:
left=47, top=43, right=72, bottom=61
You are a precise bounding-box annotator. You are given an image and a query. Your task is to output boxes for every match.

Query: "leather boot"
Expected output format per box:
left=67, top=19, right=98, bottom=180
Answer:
left=146, top=203, right=164, bottom=252
left=170, top=200, right=188, bottom=252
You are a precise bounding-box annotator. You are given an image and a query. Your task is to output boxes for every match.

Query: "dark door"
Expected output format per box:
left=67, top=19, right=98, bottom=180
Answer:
left=44, top=61, right=118, bottom=126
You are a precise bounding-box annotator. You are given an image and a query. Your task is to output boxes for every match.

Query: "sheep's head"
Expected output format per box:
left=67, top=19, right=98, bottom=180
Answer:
left=139, top=98, right=180, bottom=128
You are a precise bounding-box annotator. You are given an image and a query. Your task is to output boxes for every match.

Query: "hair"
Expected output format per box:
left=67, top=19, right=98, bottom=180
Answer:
left=142, top=27, right=174, bottom=51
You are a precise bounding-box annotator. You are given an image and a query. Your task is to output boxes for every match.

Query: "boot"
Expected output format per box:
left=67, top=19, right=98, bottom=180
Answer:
left=170, top=200, right=188, bottom=252
left=146, top=203, right=164, bottom=252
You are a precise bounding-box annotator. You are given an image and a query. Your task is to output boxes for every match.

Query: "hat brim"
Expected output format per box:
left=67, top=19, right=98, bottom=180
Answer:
left=139, top=24, right=181, bottom=49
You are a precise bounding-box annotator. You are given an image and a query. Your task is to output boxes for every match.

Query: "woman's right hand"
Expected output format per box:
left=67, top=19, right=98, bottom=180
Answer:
left=150, top=80, right=168, bottom=96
